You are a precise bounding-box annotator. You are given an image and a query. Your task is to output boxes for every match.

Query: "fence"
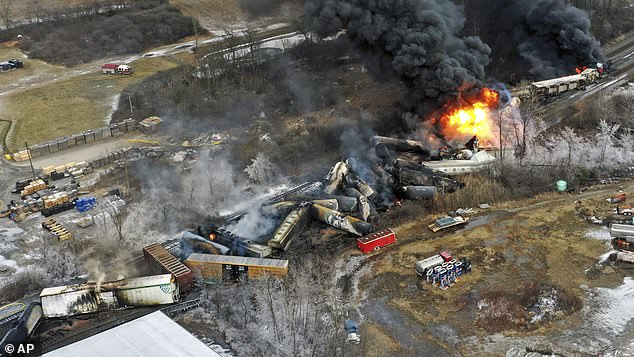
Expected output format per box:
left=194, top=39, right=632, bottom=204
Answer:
left=12, top=118, right=137, bottom=161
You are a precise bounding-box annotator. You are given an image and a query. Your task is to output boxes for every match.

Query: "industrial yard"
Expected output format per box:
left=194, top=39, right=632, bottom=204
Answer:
left=0, top=1, right=634, bottom=357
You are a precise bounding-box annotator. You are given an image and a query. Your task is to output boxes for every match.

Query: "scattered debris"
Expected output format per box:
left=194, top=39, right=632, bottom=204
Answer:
left=138, top=116, right=163, bottom=134
left=344, top=320, right=360, bottom=344
left=416, top=251, right=472, bottom=290
left=429, top=216, right=470, bottom=232
left=607, top=194, right=627, bottom=204
left=74, top=216, right=94, bottom=228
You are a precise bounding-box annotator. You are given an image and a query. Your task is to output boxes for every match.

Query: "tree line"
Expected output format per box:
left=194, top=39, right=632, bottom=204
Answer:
left=0, top=0, right=201, bottom=66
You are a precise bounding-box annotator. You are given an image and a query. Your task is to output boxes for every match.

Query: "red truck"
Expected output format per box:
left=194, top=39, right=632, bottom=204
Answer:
left=357, top=229, right=396, bottom=253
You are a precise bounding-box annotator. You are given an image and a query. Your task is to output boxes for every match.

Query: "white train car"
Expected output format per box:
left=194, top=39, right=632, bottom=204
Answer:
left=111, top=274, right=180, bottom=306
left=40, top=286, right=102, bottom=318
left=40, top=274, right=179, bottom=318
left=530, top=68, right=600, bottom=97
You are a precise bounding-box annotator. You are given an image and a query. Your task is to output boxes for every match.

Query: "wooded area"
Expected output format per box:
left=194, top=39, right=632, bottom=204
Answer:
left=0, top=0, right=200, bottom=66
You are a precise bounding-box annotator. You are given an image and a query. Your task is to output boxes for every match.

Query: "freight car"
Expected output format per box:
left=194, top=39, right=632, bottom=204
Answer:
left=530, top=68, right=600, bottom=97
left=40, top=274, right=179, bottom=318
left=143, top=243, right=194, bottom=294
left=185, top=253, right=288, bottom=281
left=195, top=225, right=272, bottom=257
left=268, top=203, right=311, bottom=250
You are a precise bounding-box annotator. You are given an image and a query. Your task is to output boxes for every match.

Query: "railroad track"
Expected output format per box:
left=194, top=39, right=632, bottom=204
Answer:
left=0, top=312, right=20, bottom=327
left=0, top=302, right=26, bottom=327
left=161, top=298, right=201, bottom=315
left=223, top=181, right=322, bottom=223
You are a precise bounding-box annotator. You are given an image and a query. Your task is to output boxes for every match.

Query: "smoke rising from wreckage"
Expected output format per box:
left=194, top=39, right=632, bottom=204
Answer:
left=2, top=0, right=634, bottom=355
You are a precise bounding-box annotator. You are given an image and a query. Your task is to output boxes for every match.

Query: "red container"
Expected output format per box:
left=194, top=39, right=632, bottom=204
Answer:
left=357, top=229, right=396, bottom=253
left=439, top=251, right=453, bottom=262
left=143, top=243, right=194, bottom=294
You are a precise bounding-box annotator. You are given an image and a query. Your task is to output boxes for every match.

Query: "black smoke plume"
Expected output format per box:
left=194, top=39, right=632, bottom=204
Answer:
left=304, top=0, right=492, bottom=117
left=464, top=0, right=605, bottom=81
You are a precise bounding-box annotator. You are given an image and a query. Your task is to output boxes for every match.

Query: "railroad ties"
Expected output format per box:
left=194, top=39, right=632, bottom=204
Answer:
left=42, top=218, right=73, bottom=241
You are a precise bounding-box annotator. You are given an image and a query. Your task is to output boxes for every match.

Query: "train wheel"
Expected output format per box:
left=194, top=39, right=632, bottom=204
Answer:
left=373, top=246, right=381, bottom=251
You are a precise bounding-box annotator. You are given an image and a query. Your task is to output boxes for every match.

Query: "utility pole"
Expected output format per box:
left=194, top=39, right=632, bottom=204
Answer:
left=128, top=94, right=133, bottom=117
left=24, top=141, right=36, bottom=180
left=193, top=17, right=198, bottom=53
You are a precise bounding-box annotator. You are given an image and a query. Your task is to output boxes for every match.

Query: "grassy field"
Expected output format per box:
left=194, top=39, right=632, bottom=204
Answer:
left=2, top=54, right=182, bottom=151
left=171, top=0, right=245, bottom=29
left=0, top=45, right=68, bottom=89
left=356, top=184, right=630, bottom=355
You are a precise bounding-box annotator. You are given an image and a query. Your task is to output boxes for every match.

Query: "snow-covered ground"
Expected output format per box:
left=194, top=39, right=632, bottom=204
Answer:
left=591, top=277, right=634, bottom=335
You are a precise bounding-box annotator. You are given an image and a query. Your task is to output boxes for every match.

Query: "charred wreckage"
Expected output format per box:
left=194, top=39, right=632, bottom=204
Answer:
left=197, top=135, right=488, bottom=256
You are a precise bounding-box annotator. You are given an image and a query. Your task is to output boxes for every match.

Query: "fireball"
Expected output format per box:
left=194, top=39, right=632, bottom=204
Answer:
left=435, top=88, right=500, bottom=142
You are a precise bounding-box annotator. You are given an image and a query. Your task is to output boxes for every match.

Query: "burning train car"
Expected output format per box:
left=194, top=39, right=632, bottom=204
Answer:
left=39, top=274, right=179, bottom=318
left=195, top=225, right=273, bottom=258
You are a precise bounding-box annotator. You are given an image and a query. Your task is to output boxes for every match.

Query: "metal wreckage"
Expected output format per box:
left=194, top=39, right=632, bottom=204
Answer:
left=197, top=135, right=472, bottom=257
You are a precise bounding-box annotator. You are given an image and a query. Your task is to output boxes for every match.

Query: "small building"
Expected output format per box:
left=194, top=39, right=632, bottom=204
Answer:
left=357, top=228, right=396, bottom=253
left=102, top=63, right=118, bottom=74
left=185, top=253, right=288, bottom=280
left=102, top=63, right=132, bottom=75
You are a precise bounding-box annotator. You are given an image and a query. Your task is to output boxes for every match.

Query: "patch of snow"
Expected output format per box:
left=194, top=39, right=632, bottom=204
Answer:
left=591, top=277, right=634, bottom=335
left=263, top=23, right=290, bottom=31
left=528, top=289, right=558, bottom=323
left=585, top=227, right=611, bottom=241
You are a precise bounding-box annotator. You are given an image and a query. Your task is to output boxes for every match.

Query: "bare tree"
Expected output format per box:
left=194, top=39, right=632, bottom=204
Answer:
left=0, top=0, right=13, bottom=30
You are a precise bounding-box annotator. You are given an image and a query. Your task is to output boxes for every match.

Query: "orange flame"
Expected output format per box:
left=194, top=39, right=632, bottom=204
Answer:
left=209, top=233, right=216, bottom=241
left=435, top=88, right=500, bottom=142
left=575, top=66, right=587, bottom=74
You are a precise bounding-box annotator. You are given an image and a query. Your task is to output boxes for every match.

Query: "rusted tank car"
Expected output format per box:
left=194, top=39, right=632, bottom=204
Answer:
left=185, top=253, right=288, bottom=281
left=268, top=203, right=311, bottom=250
left=143, top=243, right=194, bottom=294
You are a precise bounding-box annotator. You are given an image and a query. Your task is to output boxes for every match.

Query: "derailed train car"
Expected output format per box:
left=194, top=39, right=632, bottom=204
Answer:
left=185, top=253, right=288, bottom=281
left=143, top=243, right=194, bottom=294
left=39, top=274, right=179, bottom=318
left=530, top=68, right=600, bottom=97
